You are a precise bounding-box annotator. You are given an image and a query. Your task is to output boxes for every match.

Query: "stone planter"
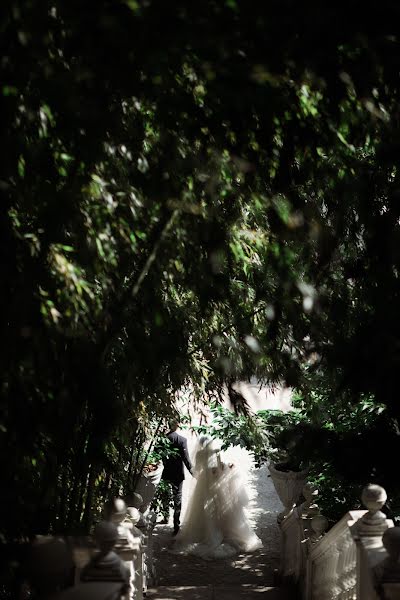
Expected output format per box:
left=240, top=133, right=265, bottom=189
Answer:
left=134, top=462, right=164, bottom=515
left=268, top=462, right=309, bottom=523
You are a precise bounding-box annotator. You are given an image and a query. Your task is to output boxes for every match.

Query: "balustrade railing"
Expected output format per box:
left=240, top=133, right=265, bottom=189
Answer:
left=16, top=495, right=157, bottom=600
left=9, top=473, right=400, bottom=600
left=307, top=510, right=361, bottom=599
left=275, top=475, right=400, bottom=600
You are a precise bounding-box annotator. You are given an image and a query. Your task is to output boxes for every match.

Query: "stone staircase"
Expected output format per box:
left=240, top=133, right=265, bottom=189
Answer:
left=146, top=584, right=294, bottom=600
left=146, top=461, right=295, bottom=600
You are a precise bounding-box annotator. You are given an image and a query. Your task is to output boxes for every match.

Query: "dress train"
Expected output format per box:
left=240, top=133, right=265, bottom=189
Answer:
left=171, top=438, right=262, bottom=560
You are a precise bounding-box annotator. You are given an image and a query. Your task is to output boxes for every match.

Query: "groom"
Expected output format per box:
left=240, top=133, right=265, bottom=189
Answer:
left=162, top=419, right=193, bottom=535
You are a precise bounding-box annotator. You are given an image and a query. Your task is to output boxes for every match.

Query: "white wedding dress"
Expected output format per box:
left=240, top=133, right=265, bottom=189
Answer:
left=171, top=436, right=262, bottom=560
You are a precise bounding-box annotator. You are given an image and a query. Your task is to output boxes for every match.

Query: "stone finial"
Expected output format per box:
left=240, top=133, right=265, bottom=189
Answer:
left=310, top=514, right=329, bottom=542
left=299, top=482, right=320, bottom=518
left=356, top=484, right=390, bottom=537
left=104, top=497, right=140, bottom=555
left=362, top=484, right=387, bottom=512
left=105, top=498, right=127, bottom=524
left=125, top=492, right=144, bottom=511
left=126, top=496, right=148, bottom=527
left=127, top=507, right=141, bottom=527
left=303, top=482, right=318, bottom=500
left=373, top=528, right=400, bottom=584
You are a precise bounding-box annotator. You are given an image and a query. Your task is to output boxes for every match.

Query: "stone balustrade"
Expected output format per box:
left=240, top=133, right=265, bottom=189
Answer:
left=104, top=498, right=143, bottom=600
left=22, top=531, right=127, bottom=600
left=277, top=480, right=400, bottom=599
left=126, top=491, right=159, bottom=590
left=14, top=474, right=400, bottom=600
left=16, top=494, right=159, bottom=600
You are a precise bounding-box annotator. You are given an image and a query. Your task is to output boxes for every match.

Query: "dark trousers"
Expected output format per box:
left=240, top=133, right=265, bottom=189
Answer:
left=170, top=481, right=183, bottom=529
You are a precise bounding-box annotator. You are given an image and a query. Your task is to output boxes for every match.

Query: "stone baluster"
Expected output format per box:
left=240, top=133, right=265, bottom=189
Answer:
left=105, top=498, right=143, bottom=600
left=127, top=491, right=158, bottom=590
left=125, top=507, right=148, bottom=596
left=298, top=483, right=328, bottom=545
left=296, top=482, right=331, bottom=599
left=305, top=485, right=394, bottom=600
left=80, top=521, right=130, bottom=598
left=326, top=544, right=341, bottom=598
left=138, top=513, right=158, bottom=590
left=315, top=553, right=329, bottom=599
left=299, top=482, right=320, bottom=519
left=296, top=483, right=319, bottom=589
left=280, top=508, right=302, bottom=582
left=310, top=514, right=329, bottom=544
left=126, top=492, right=147, bottom=593
left=338, top=530, right=357, bottom=598
left=307, top=514, right=336, bottom=600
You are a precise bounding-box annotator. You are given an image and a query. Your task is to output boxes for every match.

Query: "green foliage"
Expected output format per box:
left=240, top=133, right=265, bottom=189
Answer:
left=283, top=384, right=400, bottom=523
left=2, top=0, right=400, bottom=540
left=194, top=397, right=400, bottom=525
left=150, top=480, right=173, bottom=521
left=191, top=403, right=268, bottom=464
left=191, top=403, right=307, bottom=469
left=147, top=436, right=179, bottom=467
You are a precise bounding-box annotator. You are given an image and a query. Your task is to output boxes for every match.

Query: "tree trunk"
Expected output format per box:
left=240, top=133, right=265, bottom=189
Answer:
left=56, top=460, right=70, bottom=532
left=82, top=462, right=97, bottom=530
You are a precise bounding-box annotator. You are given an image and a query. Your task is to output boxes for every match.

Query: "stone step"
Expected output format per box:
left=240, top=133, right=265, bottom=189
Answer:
left=146, top=584, right=295, bottom=600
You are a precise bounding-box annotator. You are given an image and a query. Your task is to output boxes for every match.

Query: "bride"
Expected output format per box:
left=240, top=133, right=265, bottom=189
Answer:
left=171, top=435, right=262, bottom=560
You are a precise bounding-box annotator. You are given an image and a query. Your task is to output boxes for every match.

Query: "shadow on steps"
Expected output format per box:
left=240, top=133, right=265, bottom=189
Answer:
left=146, top=584, right=299, bottom=599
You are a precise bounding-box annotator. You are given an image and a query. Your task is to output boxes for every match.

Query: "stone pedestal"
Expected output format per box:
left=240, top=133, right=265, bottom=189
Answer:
left=136, top=511, right=158, bottom=590
left=373, top=526, right=400, bottom=597
left=106, top=498, right=143, bottom=600
left=80, top=521, right=130, bottom=598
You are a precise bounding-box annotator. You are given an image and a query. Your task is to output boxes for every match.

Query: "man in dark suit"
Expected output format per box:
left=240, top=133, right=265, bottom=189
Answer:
left=162, top=419, right=193, bottom=535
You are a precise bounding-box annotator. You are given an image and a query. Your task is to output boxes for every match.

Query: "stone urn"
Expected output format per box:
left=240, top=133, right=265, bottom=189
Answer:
left=268, top=462, right=309, bottom=523
left=134, top=462, right=164, bottom=515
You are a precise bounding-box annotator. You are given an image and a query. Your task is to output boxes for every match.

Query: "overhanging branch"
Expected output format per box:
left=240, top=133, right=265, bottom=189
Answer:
left=100, top=207, right=179, bottom=358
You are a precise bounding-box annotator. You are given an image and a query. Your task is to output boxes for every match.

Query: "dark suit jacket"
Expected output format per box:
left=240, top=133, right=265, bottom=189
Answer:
left=162, top=431, right=193, bottom=484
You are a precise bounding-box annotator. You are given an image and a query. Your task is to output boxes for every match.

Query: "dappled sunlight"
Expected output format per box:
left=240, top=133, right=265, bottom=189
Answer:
left=152, top=448, right=283, bottom=587
left=146, top=585, right=211, bottom=600
left=146, top=584, right=291, bottom=600
left=171, top=439, right=260, bottom=557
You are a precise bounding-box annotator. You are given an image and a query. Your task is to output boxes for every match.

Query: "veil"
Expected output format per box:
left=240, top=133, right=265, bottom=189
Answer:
left=193, top=435, right=221, bottom=472
left=172, top=435, right=262, bottom=559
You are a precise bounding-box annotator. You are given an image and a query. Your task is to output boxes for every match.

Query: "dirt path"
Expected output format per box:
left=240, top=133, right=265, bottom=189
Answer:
left=146, top=387, right=292, bottom=599
left=151, top=457, right=283, bottom=587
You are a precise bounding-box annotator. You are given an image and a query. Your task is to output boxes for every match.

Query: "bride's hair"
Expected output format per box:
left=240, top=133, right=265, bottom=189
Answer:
left=198, top=436, right=222, bottom=458
left=199, top=434, right=212, bottom=447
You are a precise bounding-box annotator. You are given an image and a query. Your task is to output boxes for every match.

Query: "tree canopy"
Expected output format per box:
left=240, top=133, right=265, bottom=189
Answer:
left=2, top=0, right=400, bottom=537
